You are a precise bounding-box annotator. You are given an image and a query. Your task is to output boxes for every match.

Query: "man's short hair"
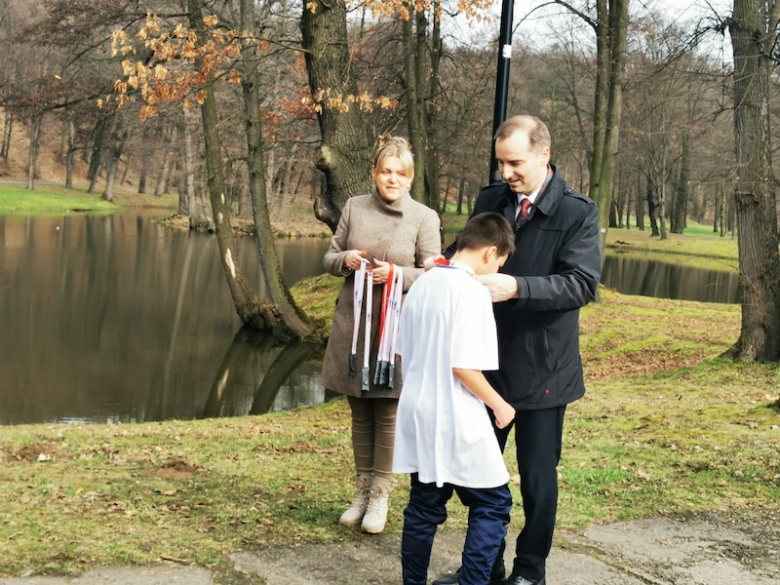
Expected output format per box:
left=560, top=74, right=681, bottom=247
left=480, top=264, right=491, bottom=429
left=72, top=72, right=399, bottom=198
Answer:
left=458, top=212, right=515, bottom=258
left=494, top=115, right=551, bottom=153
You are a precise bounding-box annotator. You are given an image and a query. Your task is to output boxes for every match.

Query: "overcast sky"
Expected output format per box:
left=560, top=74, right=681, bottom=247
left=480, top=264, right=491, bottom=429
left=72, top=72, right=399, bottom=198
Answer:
left=446, top=1, right=733, bottom=50
left=469, top=0, right=736, bottom=59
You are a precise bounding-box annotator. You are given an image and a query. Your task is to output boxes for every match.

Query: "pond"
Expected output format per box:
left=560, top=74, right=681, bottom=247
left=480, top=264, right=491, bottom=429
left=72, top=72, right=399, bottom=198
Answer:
left=0, top=212, right=738, bottom=425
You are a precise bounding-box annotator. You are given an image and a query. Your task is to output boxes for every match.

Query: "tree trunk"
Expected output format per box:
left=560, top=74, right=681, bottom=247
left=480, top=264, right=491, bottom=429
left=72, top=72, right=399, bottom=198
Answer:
left=154, top=129, right=176, bottom=196
left=86, top=118, right=107, bottom=184
left=594, top=0, right=629, bottom=251
left=65, top=118, right=75, bottom=188
left=187, top=0, right=266, bottom=329
left=138, top=126, right=152, bottom=194
left=101, top=129, right=127, bottom=202
left=240, top=0, right=314, bottom=340
left=635, top=176, right=644, bottom=229
left=58, top=117, right=68, bottom=163
left=724, top=0, right=780, bottom=360
left=26, top=113, right=44, bottom=191
left=588, top=0, right=609, bottom=205
left=182, top=105, right=203, bottom=228
left=647, top=180, right=659, bottom=236
left=402, top=8, right=426, bottom=204
left=424, top=1, right=442, bottom=210
left=456, top=177, right=465, bottom=215
left=624, top=182, right=631, bottom=229
left=671, top=133, right=690, bottom=234
left=301, top=0, right=373, bottom=231
left=1, top=110, right=12, bottom=161
left=658, top=171, right=668, bottom=240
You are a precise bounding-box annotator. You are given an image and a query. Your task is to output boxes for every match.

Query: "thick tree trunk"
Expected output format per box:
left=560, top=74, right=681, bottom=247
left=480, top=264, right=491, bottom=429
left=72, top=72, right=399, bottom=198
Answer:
left=101, top=129, right=126, bottom=203
left=301, top=0, right=373, bottom=231
left=154, top=129, right=176, bottom=197
left=588, top=0, right=608, bottom=203
left=608, top=201, right=618, bottom=228
left=402, top=9, right=426, bottom=204
left=182, top=105, right=204, bottom=228
left=635, top=176, right=644, bottom=229
left=456, top=177, right=465, bottom=215
left=658, top=171, right=668, bottom=240
left=65, top=119, right=75, bottom=188
left=187, top=0, right=266, bottom=329
left=1, top=110, right=12, bottom=161
left=26, top=114, right=44, bottom=191
left=138, top=126, right=152, bottom=194
left=671, top=133, right=689, bottom=234
left=595, top=0, right=629, bottom=250
left=240, top=0, right=313, bottom=340
left=647, top=181, right=659, bottom=236
left=714, top=191, right=721, bottom=233
left=424, top=2, right=442, bottom=210
left=86, top=118, right=107, bottom=184
left=725, top=0, right=780, bottom=360
left=624, top=182, right=631, bottom=229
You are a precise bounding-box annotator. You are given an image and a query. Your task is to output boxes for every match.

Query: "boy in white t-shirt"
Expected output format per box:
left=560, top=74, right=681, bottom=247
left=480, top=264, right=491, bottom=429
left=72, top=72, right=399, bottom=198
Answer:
left=393, top=212, right=517, bottom=585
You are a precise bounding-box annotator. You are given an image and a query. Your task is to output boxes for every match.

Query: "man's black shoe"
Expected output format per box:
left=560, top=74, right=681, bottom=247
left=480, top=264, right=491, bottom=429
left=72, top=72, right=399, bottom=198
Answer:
left=500, top=575, right=546, bottom=585
left=432, top=568, right=506, bottom=585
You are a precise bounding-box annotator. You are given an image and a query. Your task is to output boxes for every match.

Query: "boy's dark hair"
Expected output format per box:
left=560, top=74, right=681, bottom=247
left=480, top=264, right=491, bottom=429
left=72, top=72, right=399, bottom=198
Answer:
left=458, top=212, right=515, bottom=258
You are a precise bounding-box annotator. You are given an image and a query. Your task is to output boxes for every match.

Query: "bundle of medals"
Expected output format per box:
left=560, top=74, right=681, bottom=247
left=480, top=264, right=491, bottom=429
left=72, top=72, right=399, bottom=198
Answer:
left=348, top=258, right=404, bottom=391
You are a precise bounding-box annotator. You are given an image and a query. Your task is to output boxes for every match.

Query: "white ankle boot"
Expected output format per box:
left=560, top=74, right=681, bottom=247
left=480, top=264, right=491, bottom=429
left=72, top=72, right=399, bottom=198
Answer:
left=361, top=476, right=392, bottom=534
left=339, top=473, right=373, bottom=526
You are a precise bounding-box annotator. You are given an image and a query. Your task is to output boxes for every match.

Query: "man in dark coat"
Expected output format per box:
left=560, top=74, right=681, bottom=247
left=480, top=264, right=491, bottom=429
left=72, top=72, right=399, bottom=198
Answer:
left=434, top=115, right=601, bottom=585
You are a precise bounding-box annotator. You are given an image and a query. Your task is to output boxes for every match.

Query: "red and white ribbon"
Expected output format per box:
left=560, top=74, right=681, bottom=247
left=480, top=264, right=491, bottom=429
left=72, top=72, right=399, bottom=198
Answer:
left=348, top=258, right=368, bottom=378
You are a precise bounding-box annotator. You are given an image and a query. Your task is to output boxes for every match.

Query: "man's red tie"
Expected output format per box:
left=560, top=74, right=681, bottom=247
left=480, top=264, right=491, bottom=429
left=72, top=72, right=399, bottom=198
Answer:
left=518, top=198, right=531, bottom=219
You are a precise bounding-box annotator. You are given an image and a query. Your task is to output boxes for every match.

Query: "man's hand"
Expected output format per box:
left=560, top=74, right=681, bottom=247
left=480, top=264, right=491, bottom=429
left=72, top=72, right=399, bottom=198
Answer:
left=474, top=273, right=519, bottom=302
left=493, top=400, right=516, bottom=430
left=343, top=249, right=366, bottom=271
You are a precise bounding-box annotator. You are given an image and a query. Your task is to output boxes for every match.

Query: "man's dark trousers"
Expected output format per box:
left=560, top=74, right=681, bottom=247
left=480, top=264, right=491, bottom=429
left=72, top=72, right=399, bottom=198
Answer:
left=401, top=473, right=512, bottom=585
left=492, top=405, right=567, bottom=582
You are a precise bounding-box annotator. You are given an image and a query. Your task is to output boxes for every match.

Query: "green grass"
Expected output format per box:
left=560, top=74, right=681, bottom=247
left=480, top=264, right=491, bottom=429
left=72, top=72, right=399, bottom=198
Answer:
left=0, top=184, right=118, bottom=214
left=683, top=221, right=733, bottom=238
left=0, top=189, right=776, bottom=576
left=606, top=225, right=738, bottom=261
left=1, top=287, right=778, bottom=577
left=0, top=183, right=179, bottom=215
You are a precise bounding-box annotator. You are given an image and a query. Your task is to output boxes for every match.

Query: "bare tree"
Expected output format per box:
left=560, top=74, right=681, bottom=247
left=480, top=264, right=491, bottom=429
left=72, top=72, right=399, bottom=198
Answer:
left=301, top=0, right=373, bottom=230
left=723, top=0, right=780, bottom=361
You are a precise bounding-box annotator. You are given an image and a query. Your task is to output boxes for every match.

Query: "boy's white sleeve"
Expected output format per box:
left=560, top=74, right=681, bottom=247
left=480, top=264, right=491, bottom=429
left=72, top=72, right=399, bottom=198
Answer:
left=451, top=286, right=499, bottom=371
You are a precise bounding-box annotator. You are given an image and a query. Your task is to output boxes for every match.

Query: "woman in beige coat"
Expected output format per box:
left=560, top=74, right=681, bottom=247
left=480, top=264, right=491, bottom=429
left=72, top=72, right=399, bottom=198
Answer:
left=322, top=137, right=441, bottom=534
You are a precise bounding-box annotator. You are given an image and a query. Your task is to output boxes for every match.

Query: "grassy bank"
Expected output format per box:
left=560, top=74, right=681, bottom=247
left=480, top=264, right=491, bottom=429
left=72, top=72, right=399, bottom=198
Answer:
left=442, top=205, right=740, bottom=262
left=0, top=183, right=180, bottom=215
left=0, top=184, right=118, bottom=214
left=1, top=287, right=778, bottom=576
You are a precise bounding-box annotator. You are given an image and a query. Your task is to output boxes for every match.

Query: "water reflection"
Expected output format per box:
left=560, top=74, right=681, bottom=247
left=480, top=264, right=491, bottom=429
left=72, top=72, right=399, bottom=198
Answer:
left=202, top=327, right=328, bottom=418
left=602, top=253, right=738, bottom=304
left=0, top=212, right=738, bottom=426
left=0, top=212, right=331, bottom=425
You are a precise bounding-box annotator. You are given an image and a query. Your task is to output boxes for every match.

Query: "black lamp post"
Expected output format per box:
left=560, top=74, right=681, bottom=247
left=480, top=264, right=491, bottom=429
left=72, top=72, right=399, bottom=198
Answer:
left=489, top=0, right=515, bottom=185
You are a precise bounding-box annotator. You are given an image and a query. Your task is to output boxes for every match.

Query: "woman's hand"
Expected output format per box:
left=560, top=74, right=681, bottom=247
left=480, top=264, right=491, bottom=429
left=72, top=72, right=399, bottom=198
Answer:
left=343, top=250, right=367, bottom=272
left=423, top=254, right=444, bottom=271
left=371, top=259, right=391, bottom=285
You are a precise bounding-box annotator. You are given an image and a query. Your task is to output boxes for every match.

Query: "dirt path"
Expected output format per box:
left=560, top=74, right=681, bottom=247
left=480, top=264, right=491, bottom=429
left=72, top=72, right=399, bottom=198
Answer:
left=0, top=512, right=777, bottom=584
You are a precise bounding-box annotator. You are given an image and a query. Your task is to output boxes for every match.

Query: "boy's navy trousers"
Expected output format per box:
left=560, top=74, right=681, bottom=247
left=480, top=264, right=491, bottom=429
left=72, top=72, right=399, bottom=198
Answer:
left=401, top=473, right=512, bottom=585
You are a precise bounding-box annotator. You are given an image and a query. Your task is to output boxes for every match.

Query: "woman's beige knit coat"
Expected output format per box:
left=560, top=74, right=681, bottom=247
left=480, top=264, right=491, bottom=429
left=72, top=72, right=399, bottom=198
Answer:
left=321, top=190, right=441, bottom=399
